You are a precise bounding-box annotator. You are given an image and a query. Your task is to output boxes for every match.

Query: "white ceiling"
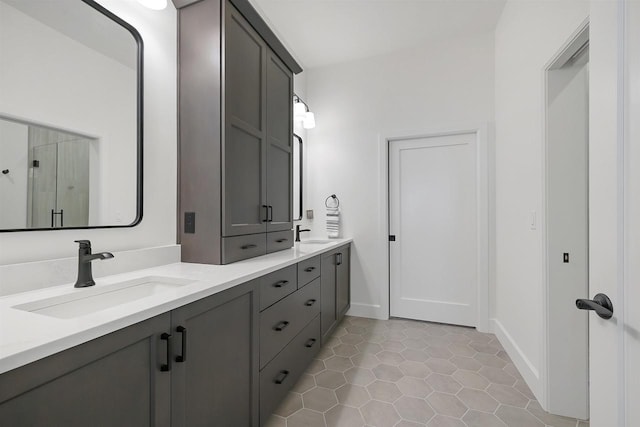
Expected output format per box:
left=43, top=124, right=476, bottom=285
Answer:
left=251, top=0, right=506, bottom=70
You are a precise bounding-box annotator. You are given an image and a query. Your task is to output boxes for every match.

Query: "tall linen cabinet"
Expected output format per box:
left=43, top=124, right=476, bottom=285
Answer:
left=177, top=0, right=300, bottom=264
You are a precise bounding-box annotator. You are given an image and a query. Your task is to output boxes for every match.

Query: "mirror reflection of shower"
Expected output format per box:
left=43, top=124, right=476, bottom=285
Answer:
left=0, top=116, right=98, bottom=229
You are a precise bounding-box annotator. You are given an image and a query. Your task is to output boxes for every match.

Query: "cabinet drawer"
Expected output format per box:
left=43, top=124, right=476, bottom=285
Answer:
left=297, top=255, right=320, bottom=288
left=266, top=230, right=293, bottom=254
left=259, top=278, right=320, bottom=368
left=259, top=265, right=297, bottom=311
left=260, top=315, right=320, bottom=424
left=221, top=233, right=266, bottom=264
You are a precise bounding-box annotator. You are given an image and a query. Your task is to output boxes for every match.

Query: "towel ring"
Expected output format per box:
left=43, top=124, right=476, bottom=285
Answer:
left=325, top=194, right=339, bottom=208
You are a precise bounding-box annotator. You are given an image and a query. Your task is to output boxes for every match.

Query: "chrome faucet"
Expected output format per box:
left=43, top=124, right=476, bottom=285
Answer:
left=74, top=240, right=114, bottom=288
left=295, top=224, right=310, bottom=242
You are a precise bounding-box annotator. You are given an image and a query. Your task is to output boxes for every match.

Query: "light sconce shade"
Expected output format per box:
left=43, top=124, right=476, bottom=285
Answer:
left=303, top=112, right=316, bottom=129
left=137, top=0, right=168, bottom=10
left=293, top=101, right=307, bottom=121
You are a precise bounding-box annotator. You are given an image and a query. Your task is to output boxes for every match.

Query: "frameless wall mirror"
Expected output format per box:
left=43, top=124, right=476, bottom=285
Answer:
left=293, top=134, right=303, bottom=221
left=0, top=0, right=143, bottom=231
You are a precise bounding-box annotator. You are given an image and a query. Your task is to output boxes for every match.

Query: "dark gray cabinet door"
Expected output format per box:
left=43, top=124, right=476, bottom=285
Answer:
left=0, top=314, right=171, bottom=427
left=321, top=250, right=337, bottom=342
left=171, top=280, right=259, bottom=427
left=266, top=51, right=293, bottom=232
left=336, top=246, right=351, bottom=318
left=223, top=3, right=267, bottom=238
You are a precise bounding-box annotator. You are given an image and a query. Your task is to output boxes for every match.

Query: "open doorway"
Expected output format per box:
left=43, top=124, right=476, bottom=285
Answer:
left=544, top=24, right=589, bottom=419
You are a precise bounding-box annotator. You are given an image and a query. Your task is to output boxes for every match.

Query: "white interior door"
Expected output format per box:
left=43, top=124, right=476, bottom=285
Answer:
left=389, top=132, right=477, bottom=326
left=588, top=1, right=640, bottom=425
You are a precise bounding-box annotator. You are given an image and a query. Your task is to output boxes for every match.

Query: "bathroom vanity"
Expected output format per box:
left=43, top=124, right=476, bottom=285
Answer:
left=0, top=241, right=351, bottom=426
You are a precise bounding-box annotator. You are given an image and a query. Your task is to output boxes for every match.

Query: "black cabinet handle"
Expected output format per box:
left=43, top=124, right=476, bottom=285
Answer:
left=305, top=299, right=317, bottom=307
left=276, top=238, right=288, bottom=243
left=336, top=253, right=343, bottom=266
left=241, top=244, right=257, bottom=250
left=274, top=370, right=289, bottom=385
left=273, top=321, right=290, bottom=331
left=176, top=326, right=187, bottom=363
left=268, top=205, right=273, bottom=222
left=305, top=338, right=317, bottom=348
left=304, top=266, right=316, bottom=272
left=160, top=333, right=172, bottom=372
left=273, top=280, right=289, bottom=288
left=576, top=293, right=614, bottom=319
left=262, top=205, right=269, bottom=223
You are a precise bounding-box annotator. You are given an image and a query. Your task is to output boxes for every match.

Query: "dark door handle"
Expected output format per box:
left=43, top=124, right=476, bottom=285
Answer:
left=268, top=205, right=273, bottom=222
left=304, top=266, right=316, bottom=272
left=276, top=238, right=288, bottom=243
left=576, top=293, right=614, bottom=319
left=305, top=338, right=317, bottom=348
left=176, top=326, right=187, bottom=363
left=160, top=333, right=172, bottom=372
left=274, top=370, right=289, bottom=384
left=305, top=299, right=317, bottom=306
left=336, top=252, right=343, bottom=265
left=262, top=205, right=269, bottom=223
left=273, top=280, right=289, bottom=288
left=273, top=321, right=290, bottom=331
left=241, top=244, right=257, bottom=250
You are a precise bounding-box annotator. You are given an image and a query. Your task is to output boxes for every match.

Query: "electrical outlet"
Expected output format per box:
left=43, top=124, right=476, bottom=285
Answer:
left=306, top=210, right=314, bottom=219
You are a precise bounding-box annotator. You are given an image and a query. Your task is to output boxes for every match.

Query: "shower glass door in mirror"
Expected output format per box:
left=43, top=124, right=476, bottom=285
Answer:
left=0, top=0, right=142, bottom=231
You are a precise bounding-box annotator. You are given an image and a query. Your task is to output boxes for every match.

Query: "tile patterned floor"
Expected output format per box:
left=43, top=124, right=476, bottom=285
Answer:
left=265, top=316, right=589, bottom=427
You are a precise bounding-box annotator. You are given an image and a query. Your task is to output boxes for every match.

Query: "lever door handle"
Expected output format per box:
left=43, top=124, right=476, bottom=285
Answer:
left=576, top=293, right=614, bottom=319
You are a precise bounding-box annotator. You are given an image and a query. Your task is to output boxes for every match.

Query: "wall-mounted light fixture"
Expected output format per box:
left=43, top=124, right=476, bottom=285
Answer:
left=137, top=0, right=168, bottom=10
left=293, top=94, right=316, bottom=129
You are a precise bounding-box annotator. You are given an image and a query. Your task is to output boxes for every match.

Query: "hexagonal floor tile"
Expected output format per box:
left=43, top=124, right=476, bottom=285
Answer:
left=307, top=359, right=327, bottom=375
left=292, top=374, right=316, bottom=393
left=474, top=352, right=508, bottom=368
left=478, top=366, right=516, bottom=386
left=400, top=348, right=429, bottom=362
left=324, top=356, right=354, bottom=372
left=448, top=343, right=477, bottom=357
left=360, top=400, right=401, bottom=427
left=426, top=414, right=467, bottom=427
left=335, top=383, right=370, bottom=408
left=376, top=350, right=405, bottom=365
left=425, top=358, right=457, bottom=375
left=324, top=404, right=365, bottom=427
left=366, top=380, right=402, bottom=403
left=351, top=352, right=380, bottom=368
left=426, top=392, right=467, bottom=418
left=341, top=333, right=365, bottom=345
left=263, top=415, right=287, bottom=427
left=398, top=360, right=432, bottom=378
left=357, top=342, right=384, bottom=354
left=426, top=373, right=462, bottom=394
left=402, top=338, right=427, bottom=350
left=425, top=346, right=453, bottom=359
left=457, top=388, right=499, bottom=412
left=396, top=376, right=433, bottom=398
left=303, top=387, right=338, bottom=412
left=344, top=366, right=376, bottom=386
left=462, top=409, right=507, bottom=427
left=486, top=383, right=530, bottom=408
left=495, top=405, right=544, bottom=427
left=380, top=340, right=406, bottom=352
left=394, top=395, right=435, bottom=423
left=452, top=369, right=490, bottom=390
left=274, top=392, right=303, bottom=417
left=449, top=355, right=482, bottom=371
left=286, top=408, right=327, bottom=427
left=315, top=370, right=346, bottom=390
left=333, top=343, right=359, bottom=357
left=372, top=364, right=404, bottom=382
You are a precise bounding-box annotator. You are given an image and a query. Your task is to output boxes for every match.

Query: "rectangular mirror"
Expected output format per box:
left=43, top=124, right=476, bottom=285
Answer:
left=293, top=134, right=303, bottom=221
left=0, top=0, right=142, bottom=231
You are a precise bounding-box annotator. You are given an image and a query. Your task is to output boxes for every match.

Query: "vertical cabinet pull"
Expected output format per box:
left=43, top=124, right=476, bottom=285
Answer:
left=160, top=333, right=172, bottom=372
left=305, top=338, right=317, bottom=348
left=274, top=370, right=289, bottom=384
left=268, top=205, right=273, bottom=222
left=273, top=321, right=290, bottom=331
left=176, top=326, right=187, bottom=363
left=336, top=252, right=343, bottom=266
left=262, top=205, right=269, bottom=223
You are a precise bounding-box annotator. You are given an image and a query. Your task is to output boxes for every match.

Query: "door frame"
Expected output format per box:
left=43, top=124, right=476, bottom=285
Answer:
left=378, top=123, right=490, bottom=332
left=540, top=18, right=590, bottom=414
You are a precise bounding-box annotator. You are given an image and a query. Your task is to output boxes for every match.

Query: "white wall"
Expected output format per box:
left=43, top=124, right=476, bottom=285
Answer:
left=0, top=0, right=177, bottom=265
left=0, top=120, right=28, bottom=229
left=493, top=0, right=589, bottom=404
left=303, top=33, right=494, bottom=319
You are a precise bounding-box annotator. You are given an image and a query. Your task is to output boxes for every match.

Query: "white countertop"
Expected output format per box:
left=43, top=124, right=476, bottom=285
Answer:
left=0, top=239, right=352, bottom=374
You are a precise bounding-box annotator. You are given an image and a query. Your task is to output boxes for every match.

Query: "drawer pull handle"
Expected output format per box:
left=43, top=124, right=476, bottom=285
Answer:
left=273, top=280, right=289, bottom=288
left=160, top=333, right=172, bottom=372
left=276, top=238, right=288, bottom=243
left=241, top=244, right=257, bottom=250
left=262, top=205, right=269, bottom=223
left=304, top=266, right=316, bottom=272
left=176, top=326, right=187, bottom=363
left=305, top=338, right=317, bottom=348
left=305, top=299, right=317, bottom=307
left=274, top=370, right=289, bottom=384
left=274, top=321, right=290, bottom=331
left=336, top=252, right=343, bottom=266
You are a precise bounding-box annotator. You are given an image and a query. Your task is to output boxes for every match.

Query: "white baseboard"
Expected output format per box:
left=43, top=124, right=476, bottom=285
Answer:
left=347, top=302, right=387, bottom=320
left=490, top=318, right=542, bottom=401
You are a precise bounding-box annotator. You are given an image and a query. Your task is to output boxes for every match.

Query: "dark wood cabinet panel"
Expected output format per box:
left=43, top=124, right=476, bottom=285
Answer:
left=171, top=281, right=259, bottom=427
left=336, top=247, right=351, bottom=318
left=0, top=314, right=171, bottom=427
left=321, top=244, right=351, bottom=343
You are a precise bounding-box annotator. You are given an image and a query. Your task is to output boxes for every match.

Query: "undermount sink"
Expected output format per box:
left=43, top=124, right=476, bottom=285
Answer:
left=14, top=276, right=194, bottom=319
left=299, top=240, right=333, bottom=245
